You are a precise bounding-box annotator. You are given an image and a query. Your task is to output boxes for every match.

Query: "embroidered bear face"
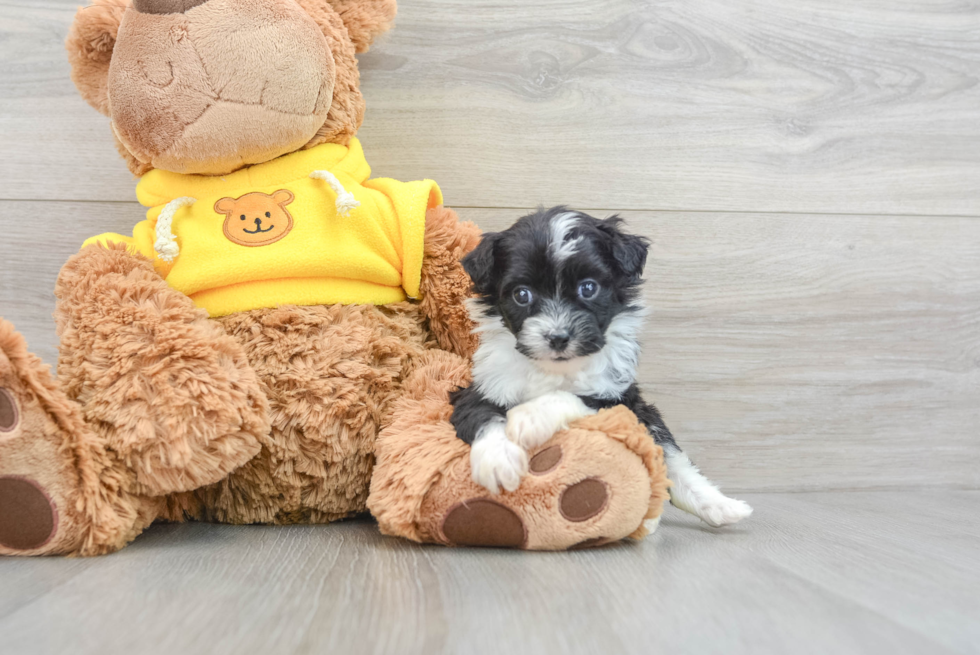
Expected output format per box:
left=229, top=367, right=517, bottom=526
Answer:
left=215, top=190, right=295, bottom=247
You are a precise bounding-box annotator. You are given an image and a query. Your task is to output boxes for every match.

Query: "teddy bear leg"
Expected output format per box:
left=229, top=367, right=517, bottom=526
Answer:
left=54, top=244, right=269, bottom=497
left=0, top=318, right=142, bottom=556
left=368, top=349, right=670, bottom=550
left=417, top=408, right=668, bottom=550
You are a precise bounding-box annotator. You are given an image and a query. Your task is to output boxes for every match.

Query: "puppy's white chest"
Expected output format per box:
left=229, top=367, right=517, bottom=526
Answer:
left=519, top=370, right=573, bottom=403
left=468, top=303, right=640, bottom=408
left=471, top=342, right=566, bottom=407
left=472, top=344, right=601, bottom=408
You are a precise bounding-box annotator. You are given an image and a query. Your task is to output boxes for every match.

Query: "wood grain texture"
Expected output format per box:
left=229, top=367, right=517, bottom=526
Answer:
left=360, top=0, right=980, bottom=215
left=471, top=208, right=980, bottom=493
left=0, top=491, right=976, bottom=655
left=1, top=0, right=979, bottom=214
left=2, top=201, right=978, bottom=493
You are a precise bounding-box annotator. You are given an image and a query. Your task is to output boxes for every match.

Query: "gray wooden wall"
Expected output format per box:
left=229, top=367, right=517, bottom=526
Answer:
left=1, top=0, right=977, bottom=493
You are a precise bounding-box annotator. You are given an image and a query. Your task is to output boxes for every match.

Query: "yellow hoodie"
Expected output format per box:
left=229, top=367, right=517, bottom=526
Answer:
left=84, top=139, right=442, bottom=317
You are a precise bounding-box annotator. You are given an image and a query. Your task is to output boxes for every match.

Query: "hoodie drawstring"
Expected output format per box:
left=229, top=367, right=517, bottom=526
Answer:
left=154, top=196, right=196, bottom=262
left=310, top=170, right=360, bottom=217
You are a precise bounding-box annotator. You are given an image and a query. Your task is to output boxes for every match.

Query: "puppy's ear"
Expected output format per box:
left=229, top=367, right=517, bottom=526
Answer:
left=65, top=0, right=128, bottom=116
left=599, top=216, right=649, bottom=282
left=462, top=232, right=501, bottom=296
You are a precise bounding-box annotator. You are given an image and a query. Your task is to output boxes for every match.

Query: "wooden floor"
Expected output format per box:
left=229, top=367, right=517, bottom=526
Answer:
left=1, top=0, right=979, bottom=652
left=0, top=492, right=977, bottom=655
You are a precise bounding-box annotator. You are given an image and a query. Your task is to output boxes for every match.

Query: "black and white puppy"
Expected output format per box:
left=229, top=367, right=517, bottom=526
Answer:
left=450, top=207, right=752, bottom=528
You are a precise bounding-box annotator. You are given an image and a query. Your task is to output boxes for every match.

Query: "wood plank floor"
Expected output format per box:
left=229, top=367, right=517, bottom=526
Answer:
left=1, top=0, right=978, bottom=651
left=0, top=491, right=977, bottom=655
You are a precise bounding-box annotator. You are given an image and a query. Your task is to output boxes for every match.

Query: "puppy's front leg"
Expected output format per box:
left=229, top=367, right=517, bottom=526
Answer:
left=469, top=418, right=529, bottom=494
left=451, top=386, right=528, bottom=494
left=506, top=391, right=596, bottom=450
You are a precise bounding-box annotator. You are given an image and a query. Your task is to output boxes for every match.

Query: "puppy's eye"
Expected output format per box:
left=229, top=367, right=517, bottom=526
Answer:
left=577, top=280, right=599, bottom=299
left=240, top=215, right=246, bottom=221
left=513, top=286, right=534, bottom=306
left=265, top=212, right=271, bottom=218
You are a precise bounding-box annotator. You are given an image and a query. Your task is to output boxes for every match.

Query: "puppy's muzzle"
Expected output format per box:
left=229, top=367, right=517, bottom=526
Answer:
left=546, top=331, right=571, bottom=352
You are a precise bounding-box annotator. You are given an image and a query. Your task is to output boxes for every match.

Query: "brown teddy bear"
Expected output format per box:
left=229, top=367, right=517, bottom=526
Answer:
left=0, top=0, right=668, bottom=556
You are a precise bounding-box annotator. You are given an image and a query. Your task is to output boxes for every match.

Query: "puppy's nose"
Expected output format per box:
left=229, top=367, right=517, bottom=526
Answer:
left=254, top=218, right=263, bottom=226
left=133, top=0, right=210, bottom=14
left=546, top=331, right=571, bottom=351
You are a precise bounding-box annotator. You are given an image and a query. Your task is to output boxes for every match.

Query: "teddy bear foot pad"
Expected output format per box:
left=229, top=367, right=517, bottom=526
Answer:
left=0, top=322, right=98, bottom=556
left=440, top=449, right=613, bottom=549
left=0, top=474, right=58, bottom=553
left=0, top=382, right=66, bottom=555
left=416, top=417, right=664, bottom=551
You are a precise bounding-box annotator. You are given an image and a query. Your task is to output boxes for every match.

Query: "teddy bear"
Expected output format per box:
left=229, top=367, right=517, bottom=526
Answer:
left=0, top=0, right=669, bottom=556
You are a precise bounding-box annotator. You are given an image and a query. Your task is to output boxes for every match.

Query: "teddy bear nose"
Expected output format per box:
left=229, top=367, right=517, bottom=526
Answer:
left=132, top=0, right=210, bottom=14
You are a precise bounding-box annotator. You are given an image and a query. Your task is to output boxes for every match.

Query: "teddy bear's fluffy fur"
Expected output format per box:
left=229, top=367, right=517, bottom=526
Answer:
left=0, top=0, right=667, bottom=556
left=42, top=202, right=479, bottom=552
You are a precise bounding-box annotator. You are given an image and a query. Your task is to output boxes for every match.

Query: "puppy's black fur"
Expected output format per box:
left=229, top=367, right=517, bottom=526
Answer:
left=463, top=207, right=647, bottom=355
left=449, top=386, right=506, bottom=445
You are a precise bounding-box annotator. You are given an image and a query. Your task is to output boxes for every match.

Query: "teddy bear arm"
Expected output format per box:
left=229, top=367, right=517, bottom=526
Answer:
left=54, top=244, right=270, bottom=497
left=418, top=205, right=483, bottom=360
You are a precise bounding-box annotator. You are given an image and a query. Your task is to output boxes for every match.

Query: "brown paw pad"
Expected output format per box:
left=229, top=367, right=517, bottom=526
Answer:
left=560, top=478, right=609, bottom=522
left=0, top=388, right=19, bottom=434
left=0, top=476, right=58, bottom=551
left=442, top=499, right=527, bottom=548
left=529, top=445, right=563, bottom=474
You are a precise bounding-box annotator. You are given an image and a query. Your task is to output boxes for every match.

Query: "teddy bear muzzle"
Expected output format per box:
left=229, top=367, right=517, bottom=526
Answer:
left=107, top=0, right=336, bottom=175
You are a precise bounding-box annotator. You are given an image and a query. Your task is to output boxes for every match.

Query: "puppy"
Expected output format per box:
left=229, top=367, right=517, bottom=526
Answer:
left=450, top=207, right=752, bottom=528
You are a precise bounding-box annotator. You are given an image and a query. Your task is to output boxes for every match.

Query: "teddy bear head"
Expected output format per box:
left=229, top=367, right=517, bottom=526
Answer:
left=66, top=0, right=396, bottom=176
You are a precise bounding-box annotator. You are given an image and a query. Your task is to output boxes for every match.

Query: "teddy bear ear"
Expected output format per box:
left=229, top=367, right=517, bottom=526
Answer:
left=323, top=0, right=397, bottom=53
left=65, top=0, right=129, bottom=116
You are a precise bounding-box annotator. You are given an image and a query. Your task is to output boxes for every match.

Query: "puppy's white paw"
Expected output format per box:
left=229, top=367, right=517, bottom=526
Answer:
left=670, top=487, right=753, bottom=527
left=505, top=403, right=559, bottom=450
left=643, top=516, right=662, bottom=537
left=505, top=391, right=595, bottom=450
left=470, top=422, right=528, bottom=495
left=665, top=449, right=753, bottom=527
left=691, top=496, right=753, bottom=528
